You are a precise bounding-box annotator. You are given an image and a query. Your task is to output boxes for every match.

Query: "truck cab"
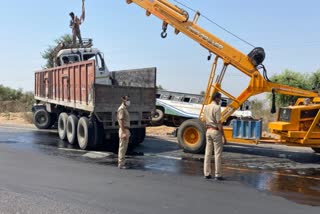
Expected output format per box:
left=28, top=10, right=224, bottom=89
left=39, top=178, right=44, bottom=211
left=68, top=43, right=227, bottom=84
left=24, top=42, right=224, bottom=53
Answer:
left=53, top=39, right=112, bottom=85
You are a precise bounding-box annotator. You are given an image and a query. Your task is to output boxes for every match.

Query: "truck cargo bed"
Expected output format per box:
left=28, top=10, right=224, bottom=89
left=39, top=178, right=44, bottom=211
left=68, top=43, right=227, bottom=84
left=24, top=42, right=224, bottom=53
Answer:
left=34, top=60, right=156, bottom=128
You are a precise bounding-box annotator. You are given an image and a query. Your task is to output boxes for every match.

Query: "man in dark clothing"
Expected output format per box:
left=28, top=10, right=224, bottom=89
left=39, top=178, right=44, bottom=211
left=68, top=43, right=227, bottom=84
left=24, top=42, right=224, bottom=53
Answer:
left=70, top=0, right=85, bottom=47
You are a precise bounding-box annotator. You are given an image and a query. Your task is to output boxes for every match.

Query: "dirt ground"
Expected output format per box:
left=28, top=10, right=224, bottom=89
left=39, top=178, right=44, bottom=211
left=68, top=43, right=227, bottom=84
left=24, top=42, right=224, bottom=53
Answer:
left=0, top=112, right=32, bottom=125
left=0, top=112, right=175, bottom=135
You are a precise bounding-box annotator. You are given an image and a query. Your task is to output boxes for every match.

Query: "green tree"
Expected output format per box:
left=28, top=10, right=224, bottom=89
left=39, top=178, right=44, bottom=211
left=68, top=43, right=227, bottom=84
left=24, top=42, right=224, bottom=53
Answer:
left=156, top=85, right=164, bottom=90
left=269, top=69, right=311, bottom=107
left=41, top=34, right=73, bottom=69
left=308, top=69, right=320, bottom=92
left=0, top=85, right=23, bottom=101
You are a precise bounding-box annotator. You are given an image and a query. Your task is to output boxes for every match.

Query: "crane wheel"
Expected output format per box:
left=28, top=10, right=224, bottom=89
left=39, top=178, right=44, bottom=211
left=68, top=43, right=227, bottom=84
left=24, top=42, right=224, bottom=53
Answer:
left=177, top=119, right=206, bottom=154
left=312, top=147, right=320, bottom=153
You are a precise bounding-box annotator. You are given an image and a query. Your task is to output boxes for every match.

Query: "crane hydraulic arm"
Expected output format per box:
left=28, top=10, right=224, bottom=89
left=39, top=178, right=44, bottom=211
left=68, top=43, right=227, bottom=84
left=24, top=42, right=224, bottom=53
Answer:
left=125, top=0, right=318, bottom=123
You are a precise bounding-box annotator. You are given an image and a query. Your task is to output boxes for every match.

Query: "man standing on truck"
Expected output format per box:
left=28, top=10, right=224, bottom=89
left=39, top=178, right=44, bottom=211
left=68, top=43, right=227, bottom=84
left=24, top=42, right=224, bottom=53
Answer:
left=69, top=0, right=85, bottom=47
left=203, top=92, right=227, bottom=180
left=117, top=95, right=131, bottom=169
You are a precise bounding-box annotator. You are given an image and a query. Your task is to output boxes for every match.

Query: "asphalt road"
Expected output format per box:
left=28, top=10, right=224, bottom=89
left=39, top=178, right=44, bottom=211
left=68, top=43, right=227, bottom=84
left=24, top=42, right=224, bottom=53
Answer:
left=0, top=124, right=319, bottom=213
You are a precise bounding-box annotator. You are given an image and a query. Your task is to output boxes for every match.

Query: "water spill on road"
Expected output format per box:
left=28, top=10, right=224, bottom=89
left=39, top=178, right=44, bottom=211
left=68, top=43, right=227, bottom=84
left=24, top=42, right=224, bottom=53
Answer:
left=1, top=127, right=319, bottom=206
left=136, top=157, right=320, bottom=206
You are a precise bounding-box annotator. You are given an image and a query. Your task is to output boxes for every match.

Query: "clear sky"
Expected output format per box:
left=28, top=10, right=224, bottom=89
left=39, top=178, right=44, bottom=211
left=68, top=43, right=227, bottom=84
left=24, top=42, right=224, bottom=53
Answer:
left=1, top=0, right=320, bottom=99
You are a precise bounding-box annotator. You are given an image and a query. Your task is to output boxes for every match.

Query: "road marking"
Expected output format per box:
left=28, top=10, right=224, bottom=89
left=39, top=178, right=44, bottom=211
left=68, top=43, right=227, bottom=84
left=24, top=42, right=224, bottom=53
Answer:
left=58, top=148, right=86, bottom=153
left=83, top=151, right=113, bottom=159
left=143, top=153, right=182, bottom=160
left=58, top=148, right=114, bottom=159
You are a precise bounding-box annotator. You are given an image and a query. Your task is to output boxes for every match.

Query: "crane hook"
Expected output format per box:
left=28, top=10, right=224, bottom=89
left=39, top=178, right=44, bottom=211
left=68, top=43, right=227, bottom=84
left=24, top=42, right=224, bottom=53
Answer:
left=207, top=52, right=212, bottom=61
left=161, top=31, right=167, bottom=38
left=161, top=22, right=168, bottom=39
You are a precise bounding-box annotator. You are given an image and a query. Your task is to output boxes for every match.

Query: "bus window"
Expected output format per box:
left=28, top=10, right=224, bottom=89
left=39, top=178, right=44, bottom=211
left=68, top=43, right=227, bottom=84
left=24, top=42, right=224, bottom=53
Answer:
left=221, top=99, right=228, bottom=107
left=161, top=94, right=170, bottom=99
left=183, top=97, right=191, bottom=102
left=173, top=96, right=182, bottom=101
left=190, top=97, right=199, bottom=103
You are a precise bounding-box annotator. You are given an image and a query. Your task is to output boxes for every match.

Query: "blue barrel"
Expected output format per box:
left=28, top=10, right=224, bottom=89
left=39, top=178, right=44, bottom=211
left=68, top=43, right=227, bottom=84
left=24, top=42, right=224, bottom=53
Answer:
left=232, top=119, right=262, bottom=140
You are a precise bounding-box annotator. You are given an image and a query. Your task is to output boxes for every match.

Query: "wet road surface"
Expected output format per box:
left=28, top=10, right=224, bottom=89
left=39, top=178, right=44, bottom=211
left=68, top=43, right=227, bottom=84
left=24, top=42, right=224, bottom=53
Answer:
left=0, top=124, right=319, bottom=208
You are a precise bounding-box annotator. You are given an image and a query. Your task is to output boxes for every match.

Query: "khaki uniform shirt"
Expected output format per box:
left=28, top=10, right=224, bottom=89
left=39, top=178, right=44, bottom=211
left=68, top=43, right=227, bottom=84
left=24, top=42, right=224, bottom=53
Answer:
left=117, top=104, right=130, bottom=129
left=203, top=101, right=221, bottom=128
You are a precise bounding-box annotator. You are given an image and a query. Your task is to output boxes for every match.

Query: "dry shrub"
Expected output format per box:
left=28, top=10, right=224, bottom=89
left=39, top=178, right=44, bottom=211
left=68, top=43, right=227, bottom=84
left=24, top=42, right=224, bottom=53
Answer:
left=0, top=101, right=31, bottom=113
left=22, top=112, right=33, bottom=124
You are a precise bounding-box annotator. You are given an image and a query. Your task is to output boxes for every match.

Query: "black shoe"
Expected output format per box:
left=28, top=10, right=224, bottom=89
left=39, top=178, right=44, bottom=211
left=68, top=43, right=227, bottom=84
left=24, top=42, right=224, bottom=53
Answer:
left=204, top=175, right=212, bottom=179
left=214, top=176, right=225, bottom=181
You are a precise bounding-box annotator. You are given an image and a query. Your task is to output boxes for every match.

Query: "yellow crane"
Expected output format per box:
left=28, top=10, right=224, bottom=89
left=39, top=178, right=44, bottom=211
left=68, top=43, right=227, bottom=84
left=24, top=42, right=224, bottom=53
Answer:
left=125, top=0, right=320, bottom=153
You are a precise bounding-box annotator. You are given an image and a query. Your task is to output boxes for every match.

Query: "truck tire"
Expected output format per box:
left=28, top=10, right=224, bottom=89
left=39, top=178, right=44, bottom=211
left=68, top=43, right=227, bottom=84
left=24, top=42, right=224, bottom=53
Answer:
left=58, top=113, right=68, bottom=140
left=135, top=127, right=146, bottom=144
left=77, top=117, right=92, bottom=150
left=130, top=127, right=146, bottom=146
left=91, top=119, right=105, bottom=148
left=67, top=115, right=78, bottom=145
left=151, top=109, right=164, bottom=126
left=33, top=109, right=52, bottom=129
left=177, top=119, right=206, bottom=154
left=108, top=132, right=120, bottom=152
left=312, top=147, right=320, bottom=153
left=50, top=113, right=58, bottom=128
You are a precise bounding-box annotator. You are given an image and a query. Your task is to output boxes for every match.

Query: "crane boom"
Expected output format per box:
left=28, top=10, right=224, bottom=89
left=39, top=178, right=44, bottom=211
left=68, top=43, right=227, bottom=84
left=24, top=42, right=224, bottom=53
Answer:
left=126, top=0, right=318, bottom=123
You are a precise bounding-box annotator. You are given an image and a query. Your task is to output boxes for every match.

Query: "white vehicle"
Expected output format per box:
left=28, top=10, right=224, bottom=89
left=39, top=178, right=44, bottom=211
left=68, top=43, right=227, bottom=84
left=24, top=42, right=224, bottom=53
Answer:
left=152, top=90, right=252, bottom=127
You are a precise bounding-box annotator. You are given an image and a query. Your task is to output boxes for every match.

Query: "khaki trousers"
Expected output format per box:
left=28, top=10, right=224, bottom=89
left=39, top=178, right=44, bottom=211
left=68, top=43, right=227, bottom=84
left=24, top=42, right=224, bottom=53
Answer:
left=118, top=129, right=130, bottom=167
left=204, top=129, right=223, bottom=177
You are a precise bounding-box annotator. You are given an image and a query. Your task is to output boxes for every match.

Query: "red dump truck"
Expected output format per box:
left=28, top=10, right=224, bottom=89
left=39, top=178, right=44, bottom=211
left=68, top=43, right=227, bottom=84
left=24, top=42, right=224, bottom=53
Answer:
left=33, top=43, right=156, bottom=150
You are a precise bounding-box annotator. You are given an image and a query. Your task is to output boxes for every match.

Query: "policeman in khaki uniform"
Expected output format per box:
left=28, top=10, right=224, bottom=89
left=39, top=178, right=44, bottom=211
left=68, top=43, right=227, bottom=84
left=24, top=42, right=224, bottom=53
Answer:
left=117, top=95, right=131, bottom=169
left=203, top=92, right=227, bottom=180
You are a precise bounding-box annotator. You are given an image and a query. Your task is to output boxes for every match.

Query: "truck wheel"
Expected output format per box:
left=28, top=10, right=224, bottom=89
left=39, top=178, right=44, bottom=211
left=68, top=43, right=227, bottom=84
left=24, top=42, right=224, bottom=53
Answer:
left=151, top=109, right=164, bottom=126
left=77, top=117, right=92, bottom=150
left=50, top=113, right=58, bottom=128
left=312, top=147, right=320, bottom=153
left=67, top=115, right=78, bottom=145
left=91, top=119, right=105, bottom=148
left=136, top=127, right=146, bottom=144
left=129, top=127, right=146, bottom=146
left=33, top=109, right=52, bottom=129
left=58, top=113, right=68, bottom=140
left=108, top=132, right=120, bottom=152
left=177, top=119, right=206, bottom=154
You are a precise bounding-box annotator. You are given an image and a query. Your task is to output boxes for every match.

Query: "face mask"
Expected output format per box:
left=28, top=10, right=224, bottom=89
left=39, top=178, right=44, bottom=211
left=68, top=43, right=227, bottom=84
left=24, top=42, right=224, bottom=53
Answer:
left=125, top=101, right=131, bottom=106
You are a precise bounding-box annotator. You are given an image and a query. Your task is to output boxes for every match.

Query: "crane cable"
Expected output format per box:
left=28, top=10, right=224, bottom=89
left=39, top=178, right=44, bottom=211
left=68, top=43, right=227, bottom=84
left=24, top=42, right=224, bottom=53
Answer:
left=172, top=0, right=274, bottom=82
left=172, top=0, right=255, bottom=48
